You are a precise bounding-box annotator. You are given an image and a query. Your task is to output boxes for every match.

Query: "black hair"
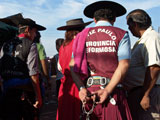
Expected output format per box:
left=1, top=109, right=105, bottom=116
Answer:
left=127, top=9, right=152, bottom=29
left=94, top=8, right=116, bottom=22
left=34, top=31, right=41, bottom=43
left=56, top=38, right=64, bottom=52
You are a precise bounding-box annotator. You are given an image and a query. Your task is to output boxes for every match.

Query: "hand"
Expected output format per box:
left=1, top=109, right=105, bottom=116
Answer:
left=92, top=89, right=109, bottom=104
left=79, top=88, right=90, bottom=104
left=33, top=97, right=42, bottom=109
left=140, top=95, right=150, bottom=111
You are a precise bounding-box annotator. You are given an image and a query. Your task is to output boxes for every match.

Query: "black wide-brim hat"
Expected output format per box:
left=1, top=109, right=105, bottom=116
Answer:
left=57, top=18, right=92, bottom=30
left=0, top=13, right=24, bottom=27
left=18, top=18, right=46, bottom=31
left=84, top=1, right=127, bottom=18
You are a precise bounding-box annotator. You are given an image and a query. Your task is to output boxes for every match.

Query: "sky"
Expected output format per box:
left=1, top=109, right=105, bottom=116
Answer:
left=0, top=0, right=160, bottom=57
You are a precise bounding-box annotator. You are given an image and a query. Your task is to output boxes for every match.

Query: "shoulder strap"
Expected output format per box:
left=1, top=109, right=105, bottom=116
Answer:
left=17, top=37, right=33, bottom=61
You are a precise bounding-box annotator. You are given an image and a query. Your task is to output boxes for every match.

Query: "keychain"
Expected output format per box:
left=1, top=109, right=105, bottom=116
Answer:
left=109, top=96, right=116, bottom=105
left=86, top=113, right=90, bottom=120
left=82, top=94, right=97, bottom=120
left=82, top=101, right=96, bottom=120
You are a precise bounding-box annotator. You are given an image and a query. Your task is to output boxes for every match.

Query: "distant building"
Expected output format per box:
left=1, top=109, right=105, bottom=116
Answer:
left=158, top=27, right=160, bottom=33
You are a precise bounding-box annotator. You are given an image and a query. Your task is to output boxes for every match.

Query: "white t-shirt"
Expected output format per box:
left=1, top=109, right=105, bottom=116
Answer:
left=123, top=26, right=160, bottom=90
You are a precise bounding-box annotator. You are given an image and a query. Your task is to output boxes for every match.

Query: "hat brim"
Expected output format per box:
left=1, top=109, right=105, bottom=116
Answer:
left=57, top=21, right=93, bottom=30
left=18, top=18, right=46, bottom=31
left=84, top=1, right=126, bottom=18
left=34, top=24, right=46, bottom=31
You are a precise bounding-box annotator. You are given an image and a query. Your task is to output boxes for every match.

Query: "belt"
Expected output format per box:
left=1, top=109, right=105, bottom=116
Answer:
left=86, top=76, right=110, bottom=88
left=86, top=76, right=123, bottom=88
left=87, top=76, right=110, bottom=87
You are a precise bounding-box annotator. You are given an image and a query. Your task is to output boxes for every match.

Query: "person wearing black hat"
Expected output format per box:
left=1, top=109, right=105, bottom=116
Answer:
left=0, top=18, right=46, bottom=120
left=69, top=1, right=132, bottom=120
left=0, top=13, right=23, bottom=27
left=124, top=9, right=160, bottom=120
left=0, top=13, right=23, bottom=48
left=0, top=13, right=22, bottom=120
left=33, top=31, right=51, bottom=104
left=56, top=18, right=92, bottom=120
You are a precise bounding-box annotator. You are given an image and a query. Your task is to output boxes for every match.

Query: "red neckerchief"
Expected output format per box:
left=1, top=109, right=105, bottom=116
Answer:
left=18, top=33, right=31, bottom=40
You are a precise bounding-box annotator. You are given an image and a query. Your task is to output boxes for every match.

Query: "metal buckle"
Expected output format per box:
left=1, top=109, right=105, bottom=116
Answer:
left=87, top=77, right=93, bottom=87
left=87, top=76, right=110, bottom=87
left=100, top=77, right=107, bottom=85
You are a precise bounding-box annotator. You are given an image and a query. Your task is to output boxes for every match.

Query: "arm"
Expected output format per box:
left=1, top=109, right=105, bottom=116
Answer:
left=140, top=34, right=160, bottom=110
left=31, top=74, right=42, bottom=108
left=94, top=59, right=130, bottom=103
left=27, top=43, right=42, bottom=108
left=69, top=58, right=90, bottom=103
left=140, top=65, right=160, bottom=110
left=40, top=59, right=51, bottom=87
left=41, top=59, right=49, bottom=79
left=38, top=43, right=51, bottom=85
left=57, top=60, right=62, bottom=72
left=105, top=59, right=130, bottom=93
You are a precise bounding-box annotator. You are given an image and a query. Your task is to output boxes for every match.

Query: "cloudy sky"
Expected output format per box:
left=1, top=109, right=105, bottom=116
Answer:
left=0, top=0, right=160, bottom=57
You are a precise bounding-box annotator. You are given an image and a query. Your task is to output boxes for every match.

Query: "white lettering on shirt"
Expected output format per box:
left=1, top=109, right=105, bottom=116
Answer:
left=87, top=47, right=116, bottom=53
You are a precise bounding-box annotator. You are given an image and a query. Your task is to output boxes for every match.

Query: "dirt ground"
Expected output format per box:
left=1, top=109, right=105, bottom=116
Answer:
left=40, top=76, right=57, bottom=120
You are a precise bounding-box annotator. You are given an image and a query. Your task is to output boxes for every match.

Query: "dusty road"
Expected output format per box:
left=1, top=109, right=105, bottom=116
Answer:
left=40, top=76, right=57, bottom=120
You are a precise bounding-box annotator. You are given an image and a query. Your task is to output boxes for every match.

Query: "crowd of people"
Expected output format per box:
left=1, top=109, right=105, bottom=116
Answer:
left=0, top=0, right=160, bottom=120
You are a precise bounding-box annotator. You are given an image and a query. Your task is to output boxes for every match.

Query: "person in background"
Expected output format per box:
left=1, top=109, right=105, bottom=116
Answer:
left=56, top=18, right=92, bottom=120
left=69, top=1, right=132, bottom=120
left=50, top=38, right=64, bottom=98
left=0, top=13, right=23, bottom=120
left=124, top=9, right=160, bottom=120
left=0, top=18, right=46, bottom=120
left=34, top=31, right=51, bottom=104
left=0, top=13, right=23, bottom=48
